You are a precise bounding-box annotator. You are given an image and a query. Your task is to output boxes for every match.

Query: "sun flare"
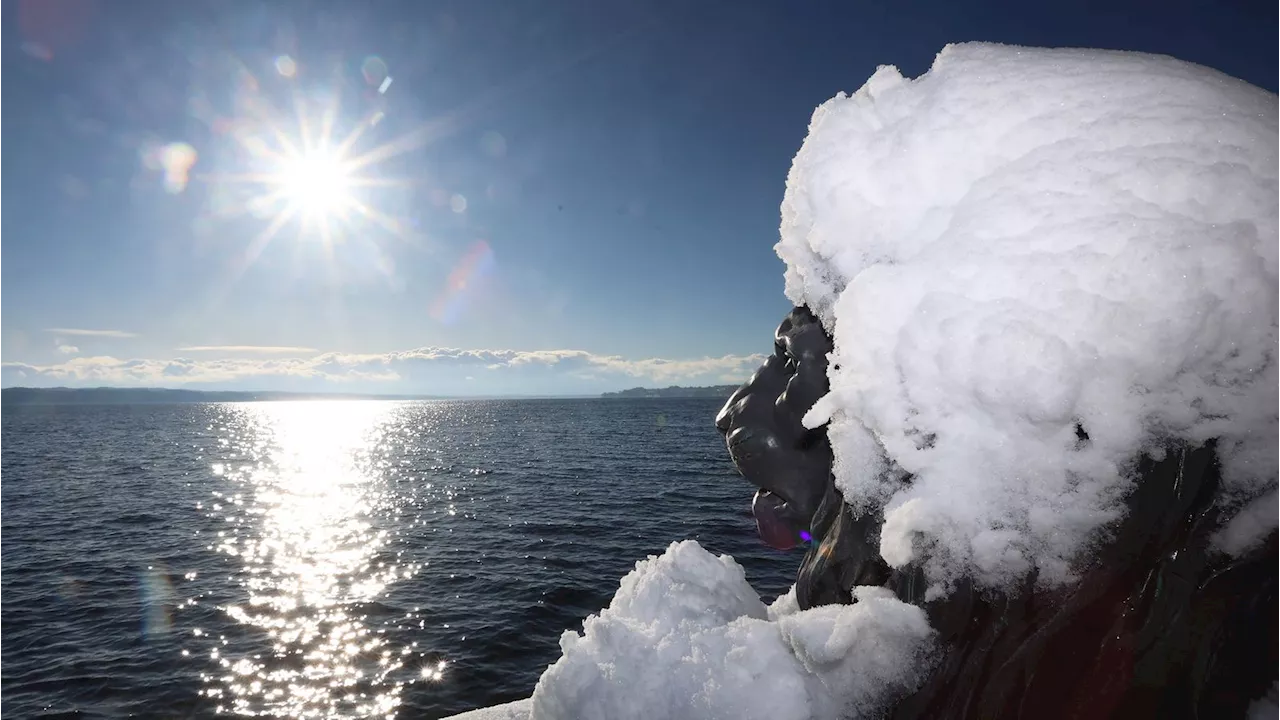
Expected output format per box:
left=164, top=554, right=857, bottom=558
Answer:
left=198, top=57, right=429, bottom=287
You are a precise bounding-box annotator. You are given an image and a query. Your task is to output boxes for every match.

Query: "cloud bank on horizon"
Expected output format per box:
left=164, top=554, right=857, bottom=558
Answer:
left=1, top=346, right=767, bottom=395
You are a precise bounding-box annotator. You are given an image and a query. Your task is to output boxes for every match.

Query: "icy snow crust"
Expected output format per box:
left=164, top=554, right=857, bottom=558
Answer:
left=447, top=544, right=930, bottom=720
left=529, top=542, right=933, bottom=720
left=783, top=43, right=1278, bottom=596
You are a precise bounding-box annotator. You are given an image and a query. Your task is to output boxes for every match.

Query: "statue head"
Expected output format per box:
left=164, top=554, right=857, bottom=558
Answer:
left=716, top=306, right=1276, bottom=717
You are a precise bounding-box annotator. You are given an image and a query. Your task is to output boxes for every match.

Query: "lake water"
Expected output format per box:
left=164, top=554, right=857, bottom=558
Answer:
left=1, top=399, right=798, bottom=718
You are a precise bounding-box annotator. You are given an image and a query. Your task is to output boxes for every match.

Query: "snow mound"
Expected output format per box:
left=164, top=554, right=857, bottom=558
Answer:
left=782, top=42, right=1278, bottom=597
left=528, top=541, right=934, bottom=720
left=1248, top=680, right=1279, bottom=720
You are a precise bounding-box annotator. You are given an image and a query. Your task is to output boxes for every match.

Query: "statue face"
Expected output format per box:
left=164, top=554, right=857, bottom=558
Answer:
left=716, top=306, right=833, bottom=550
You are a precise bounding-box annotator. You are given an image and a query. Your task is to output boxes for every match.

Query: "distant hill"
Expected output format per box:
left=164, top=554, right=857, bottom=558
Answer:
left=600, top=384, right=739, bottom=399
left=0, top=387, right=441, bottom=405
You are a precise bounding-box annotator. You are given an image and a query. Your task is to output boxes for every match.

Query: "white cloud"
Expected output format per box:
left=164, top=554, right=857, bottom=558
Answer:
left=1, top=346, right=767, bottom=393
left=177, top=345, right=319, bottom=354
left=57, top=344, right=80, bottom=355
left=44, top=328, right=138, bottom=338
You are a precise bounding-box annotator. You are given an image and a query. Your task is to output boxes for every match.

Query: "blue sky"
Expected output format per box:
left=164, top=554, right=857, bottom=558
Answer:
left=3, top=0, right=1275, bottom=395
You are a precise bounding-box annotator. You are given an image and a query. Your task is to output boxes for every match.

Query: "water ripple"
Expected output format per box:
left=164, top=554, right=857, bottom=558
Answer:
left=3, top=398, right=798, bottom=718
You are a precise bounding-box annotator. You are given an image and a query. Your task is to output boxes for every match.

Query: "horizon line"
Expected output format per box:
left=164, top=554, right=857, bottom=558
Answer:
left=0, top=383, right=740, bottom=400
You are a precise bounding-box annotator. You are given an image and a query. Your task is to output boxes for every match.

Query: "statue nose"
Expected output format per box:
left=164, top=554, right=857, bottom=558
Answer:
left=716, top=354, right=791, bottom=434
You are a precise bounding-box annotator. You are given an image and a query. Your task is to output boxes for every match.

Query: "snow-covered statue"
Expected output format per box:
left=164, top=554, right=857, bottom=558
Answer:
left=715, top=40, right=1278, bottom=718
left=452, top=42, right=1278, bottom=720
left=720, top=303, right=1276, bottom=717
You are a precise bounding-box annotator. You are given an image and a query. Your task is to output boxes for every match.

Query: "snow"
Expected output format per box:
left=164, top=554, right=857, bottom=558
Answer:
left=527, top=541, right=933, bottom=720
left=445, top=699, right=532, bottom=720
left=767, top=584, right=801, bottom=620
left=1248, top=680, right=1279, bottom=720
left=445, top=557, right=930, bottom=720
left=783, top=42, right=1278, bottom=596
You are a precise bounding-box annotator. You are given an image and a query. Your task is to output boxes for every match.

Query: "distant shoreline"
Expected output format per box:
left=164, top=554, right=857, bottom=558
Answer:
left=599, top=384, right=739, bottom=399
left=0, top=385, right=740, bottom=405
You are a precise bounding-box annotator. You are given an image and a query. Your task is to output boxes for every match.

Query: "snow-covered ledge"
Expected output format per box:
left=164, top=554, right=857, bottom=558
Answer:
left=445, top=698, right=532, bottom=720
left=444, top=42, right=1278, bottom=720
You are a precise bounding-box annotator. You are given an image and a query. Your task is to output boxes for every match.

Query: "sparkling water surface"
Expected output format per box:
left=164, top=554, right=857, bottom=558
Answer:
left=2, top=398, right=796, bottom=718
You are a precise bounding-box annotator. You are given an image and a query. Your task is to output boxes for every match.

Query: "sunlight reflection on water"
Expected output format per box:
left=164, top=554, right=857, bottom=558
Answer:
left=200, top=401, right=422, bottom=718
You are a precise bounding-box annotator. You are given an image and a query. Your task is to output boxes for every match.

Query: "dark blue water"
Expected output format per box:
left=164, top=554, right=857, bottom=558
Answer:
left=1, top=399, right=798, bottom=718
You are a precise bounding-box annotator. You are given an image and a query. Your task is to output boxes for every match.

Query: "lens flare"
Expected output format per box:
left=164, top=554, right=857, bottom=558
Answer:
left=141, top=141, right=199, bottom=194
left=430, top=241, right=496, bottom=325
left=140, top=566, right=174, bottom=638
left=274, top=55, right=296, bottom=78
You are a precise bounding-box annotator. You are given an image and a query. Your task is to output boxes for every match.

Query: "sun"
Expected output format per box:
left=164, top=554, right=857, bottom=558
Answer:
left=275, top=146, right=355, bottom=224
